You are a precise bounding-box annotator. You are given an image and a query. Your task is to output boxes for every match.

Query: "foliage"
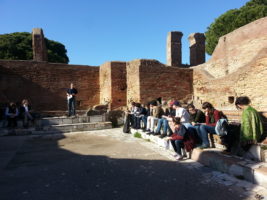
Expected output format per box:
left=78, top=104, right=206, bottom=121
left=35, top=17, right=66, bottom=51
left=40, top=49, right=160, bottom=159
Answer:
left=0, top=32, right=69, bottom=63
left=205, top=0, right=267, bottom=55
left=134, top=132, right=142, bottom=138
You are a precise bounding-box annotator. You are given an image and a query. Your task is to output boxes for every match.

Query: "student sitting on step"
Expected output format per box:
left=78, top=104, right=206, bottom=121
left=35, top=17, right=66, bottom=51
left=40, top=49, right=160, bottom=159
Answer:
left=5, top=102, right=19, bottom=128
left=234, top=96, right=264, bottom=159
left=198, top=102, right=222, bottom=149
left=20, top=99, right=34, bottom=128
left=165, top=117, right=187, bottom=161
left=146, top=100, right=164, bottom=135
left=132, top=103, right=143, bottom=129
left=155, top=100, right=175, bottom=138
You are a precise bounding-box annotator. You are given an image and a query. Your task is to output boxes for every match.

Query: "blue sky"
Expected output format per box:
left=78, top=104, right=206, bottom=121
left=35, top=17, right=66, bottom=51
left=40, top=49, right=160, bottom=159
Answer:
left=0, top=0, right=249, bottom=66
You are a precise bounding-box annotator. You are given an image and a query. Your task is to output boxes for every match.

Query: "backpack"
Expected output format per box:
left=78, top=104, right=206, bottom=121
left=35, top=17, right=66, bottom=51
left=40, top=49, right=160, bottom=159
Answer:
left=123, top=113, right=130, bottom=133
left=215, top=118, right=228, bottom=136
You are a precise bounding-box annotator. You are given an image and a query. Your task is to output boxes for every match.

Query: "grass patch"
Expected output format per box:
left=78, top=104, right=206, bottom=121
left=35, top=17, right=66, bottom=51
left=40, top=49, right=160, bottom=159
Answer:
left=134, top=132, right=142, bottom=138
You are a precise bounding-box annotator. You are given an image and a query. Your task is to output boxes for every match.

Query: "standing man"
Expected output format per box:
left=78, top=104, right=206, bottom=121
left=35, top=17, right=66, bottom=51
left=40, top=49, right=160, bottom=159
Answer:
left=67, top=83, right=78, bottom=117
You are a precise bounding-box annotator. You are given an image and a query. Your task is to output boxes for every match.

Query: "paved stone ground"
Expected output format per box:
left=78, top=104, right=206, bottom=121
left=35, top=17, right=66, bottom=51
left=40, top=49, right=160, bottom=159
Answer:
left=1, top=128, right=267, bottom=200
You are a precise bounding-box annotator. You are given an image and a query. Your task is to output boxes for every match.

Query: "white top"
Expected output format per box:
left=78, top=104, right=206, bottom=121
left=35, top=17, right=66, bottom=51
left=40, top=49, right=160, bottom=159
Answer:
left=175, top=107, right=190, bottom=123
left=24, top=105, right=29, bottom=113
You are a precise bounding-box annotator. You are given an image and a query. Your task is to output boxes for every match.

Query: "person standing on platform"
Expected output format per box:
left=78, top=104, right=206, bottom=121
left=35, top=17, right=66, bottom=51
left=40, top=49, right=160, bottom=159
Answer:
left=67, top=83, right=78, bottom=117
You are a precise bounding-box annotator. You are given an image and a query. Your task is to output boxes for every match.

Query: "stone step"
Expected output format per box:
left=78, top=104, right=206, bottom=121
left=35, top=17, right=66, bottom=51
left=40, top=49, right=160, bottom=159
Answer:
left=38, top=115, right=106, bottom=126
left=0, top=115, right=107, bottom=128
left=0, top=122, right=112, bottom=136
left=131, top=128, right=267, bottom=188
left=41, top=122, right=112, bottom=133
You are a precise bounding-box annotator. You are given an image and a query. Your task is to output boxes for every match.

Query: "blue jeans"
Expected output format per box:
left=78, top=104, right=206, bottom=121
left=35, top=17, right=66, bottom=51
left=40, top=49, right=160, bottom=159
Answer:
left=68, top=97, right=76, bottom=116
left=171, top=140, right=184, bottom=155
left=186, top=124, right=201, bottom=139
left=199, top=125, right=216, bottom=146
left=141, top=115, right=147, bottom=129
left=155, top=118, right=172, bottom=135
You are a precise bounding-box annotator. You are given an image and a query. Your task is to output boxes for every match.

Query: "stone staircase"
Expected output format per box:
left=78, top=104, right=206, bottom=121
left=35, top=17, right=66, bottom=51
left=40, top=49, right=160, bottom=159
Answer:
left=0, top=114, right=112, bottom=136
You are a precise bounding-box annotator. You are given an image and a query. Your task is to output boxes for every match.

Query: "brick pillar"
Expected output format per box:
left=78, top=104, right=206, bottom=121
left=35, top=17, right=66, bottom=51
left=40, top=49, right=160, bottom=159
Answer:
left=166, top=31, right=183, bottom=66
left=188, top=33, right=205, bottom=66
left=100, top=61, right=127, bottom=110
left=32, top=28, right=48, bottom=61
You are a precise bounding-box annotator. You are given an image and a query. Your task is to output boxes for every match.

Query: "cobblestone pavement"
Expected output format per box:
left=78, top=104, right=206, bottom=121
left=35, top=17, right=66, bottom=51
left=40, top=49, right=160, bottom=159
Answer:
left=1, top=128, right=267, bottom=200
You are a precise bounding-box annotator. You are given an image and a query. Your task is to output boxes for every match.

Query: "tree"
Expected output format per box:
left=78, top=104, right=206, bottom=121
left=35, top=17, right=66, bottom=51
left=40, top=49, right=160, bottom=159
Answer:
left=205, top=0, right=267, bottom=55
left=0, top=32, right=69, bottom=63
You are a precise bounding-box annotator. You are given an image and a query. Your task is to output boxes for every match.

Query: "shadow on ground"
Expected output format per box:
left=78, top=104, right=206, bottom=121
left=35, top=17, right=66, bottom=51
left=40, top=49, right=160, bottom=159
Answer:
left=0, top=133, right=252, bottom=200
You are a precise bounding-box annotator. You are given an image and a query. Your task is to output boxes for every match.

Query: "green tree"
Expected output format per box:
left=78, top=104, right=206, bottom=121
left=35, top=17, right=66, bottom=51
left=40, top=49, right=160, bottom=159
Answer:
left=0, top=32, right=69, bottom=63
left=205, top=0, right=267, bottom=55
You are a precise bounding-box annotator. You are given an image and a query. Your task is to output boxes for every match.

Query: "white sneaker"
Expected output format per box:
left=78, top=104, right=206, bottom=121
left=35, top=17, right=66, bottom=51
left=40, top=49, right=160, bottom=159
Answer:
left=172, top=153, right=178, bottom=157
left=175, top=154, right=183, bottom=161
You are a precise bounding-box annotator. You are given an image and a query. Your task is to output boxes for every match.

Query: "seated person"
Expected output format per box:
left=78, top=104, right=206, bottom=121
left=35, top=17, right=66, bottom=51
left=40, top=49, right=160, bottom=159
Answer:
left=198, top=102, right=222, bottom=149
left=146, top=100, right=164, bottom=135
left=20, top=99, right=34, bottom=128
left=234, top=96, right=264, bottom=158
left=128, top=102, right=136, bottom=127
left=165, top=117, right=187, bottom=161
left=140, top=103, right=149, bottom=131
left=132, top=103, right=143, bottom=129
left=187, top=104, right=205, bottom=125
left=187, top=104, right=206, bottom=141
left=5, top=102, right=19, bottom=128
left=172, top=101, right=191, bottom=128
left=155, top=100, right=175, bottom=138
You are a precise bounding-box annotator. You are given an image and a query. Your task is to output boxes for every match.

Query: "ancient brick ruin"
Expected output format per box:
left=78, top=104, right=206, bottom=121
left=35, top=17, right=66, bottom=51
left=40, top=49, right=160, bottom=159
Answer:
left=0, top=17, right=267, bottom=113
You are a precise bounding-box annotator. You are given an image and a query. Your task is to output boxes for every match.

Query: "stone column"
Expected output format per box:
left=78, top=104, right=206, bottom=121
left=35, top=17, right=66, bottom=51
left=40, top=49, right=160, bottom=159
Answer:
left=32, top=28, right=48, bottom=61
left=188, top=33, right=205, bottom=66
left=166, top=31, right=183, bottom=66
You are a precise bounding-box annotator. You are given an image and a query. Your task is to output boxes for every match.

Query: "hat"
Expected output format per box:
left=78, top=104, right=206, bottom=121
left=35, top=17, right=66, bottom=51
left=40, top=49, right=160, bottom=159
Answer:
left=173, top=101, right=180, bottom=107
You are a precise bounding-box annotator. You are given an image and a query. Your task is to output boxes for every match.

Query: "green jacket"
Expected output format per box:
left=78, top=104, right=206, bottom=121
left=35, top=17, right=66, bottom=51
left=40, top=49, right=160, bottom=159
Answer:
left=240, top=106, right=263, bottom=142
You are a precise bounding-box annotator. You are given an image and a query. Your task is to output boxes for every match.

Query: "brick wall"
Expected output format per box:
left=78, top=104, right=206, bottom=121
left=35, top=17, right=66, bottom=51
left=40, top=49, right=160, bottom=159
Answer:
left=200, top=17, right=267, bottom=78
left=0, top=60, right=99, bottom=111
left=192, top=17, right=267, bottom=111
left=99, top=61, right=127, bottom=109
left=127, top=59, right=193, bottom=105
left=193, top=56, right=267, bottom=111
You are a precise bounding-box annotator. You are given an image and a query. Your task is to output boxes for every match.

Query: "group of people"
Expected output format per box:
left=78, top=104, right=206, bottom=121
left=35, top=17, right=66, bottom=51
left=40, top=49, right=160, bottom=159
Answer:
left=3, top=99, right=34, bottom=128
left=1, top=83, right=79, bottom=129
left=125, top=96, right=264, bottom=161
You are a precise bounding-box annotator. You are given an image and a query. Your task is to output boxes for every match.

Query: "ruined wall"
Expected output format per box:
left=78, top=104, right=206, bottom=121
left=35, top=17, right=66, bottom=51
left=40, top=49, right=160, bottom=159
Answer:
left=100, top=62, right=126, bottom=109
left=200, top=17, right=267, bottom=78
left=193, top=17, right=267, bottom=111
left=100, top=62, right=112, bottom=105
left=0, top=60, right=99, bottom=111
left=127, top=59, right=193, bottom=104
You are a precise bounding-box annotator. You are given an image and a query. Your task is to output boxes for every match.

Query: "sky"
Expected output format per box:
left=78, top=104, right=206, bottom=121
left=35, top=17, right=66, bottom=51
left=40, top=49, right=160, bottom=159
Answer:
left=0, top=0, right=250, bottom=66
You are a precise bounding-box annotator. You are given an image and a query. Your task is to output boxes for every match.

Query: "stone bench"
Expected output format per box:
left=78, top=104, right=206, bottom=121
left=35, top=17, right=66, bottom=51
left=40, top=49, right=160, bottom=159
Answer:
left=209, top=110, right=267, bottom=161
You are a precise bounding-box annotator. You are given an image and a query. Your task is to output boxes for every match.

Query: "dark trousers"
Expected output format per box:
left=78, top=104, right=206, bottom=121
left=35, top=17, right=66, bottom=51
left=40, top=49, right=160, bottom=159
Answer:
left=7, top=117, right=17, bottom=128
left=68, top=98, right=76, bottom=116
left=171, top=140, right=184, bottom=155
left=133, top=116, right=142, bottom=129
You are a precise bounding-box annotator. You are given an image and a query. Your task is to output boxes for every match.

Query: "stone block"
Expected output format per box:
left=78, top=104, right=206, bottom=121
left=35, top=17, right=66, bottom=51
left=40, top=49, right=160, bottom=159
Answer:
left=90, top=115, right=104, bottom=123
left=254, top=167, right=267, bottom=187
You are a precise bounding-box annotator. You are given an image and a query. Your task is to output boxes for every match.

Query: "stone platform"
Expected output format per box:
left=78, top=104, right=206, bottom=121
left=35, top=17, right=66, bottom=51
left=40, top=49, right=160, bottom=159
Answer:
left=0, top=115, right=112, bottom=136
